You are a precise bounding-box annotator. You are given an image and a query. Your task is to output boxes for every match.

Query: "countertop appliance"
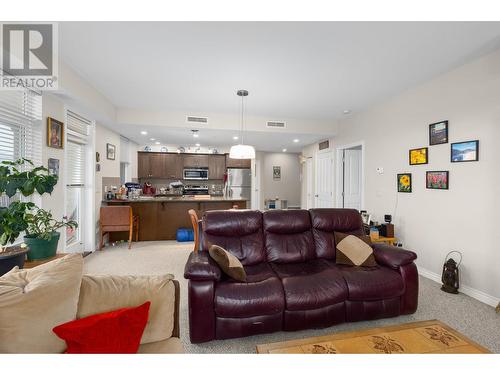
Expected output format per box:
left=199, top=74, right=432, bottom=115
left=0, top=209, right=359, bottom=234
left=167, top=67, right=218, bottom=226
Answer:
left=183, top=167, right=209, bottom=180
left=227, top=168, right=251, bottom=201
left=142, top=182, right=156, bottom=195
left=183, top=184, right=209, bottom=195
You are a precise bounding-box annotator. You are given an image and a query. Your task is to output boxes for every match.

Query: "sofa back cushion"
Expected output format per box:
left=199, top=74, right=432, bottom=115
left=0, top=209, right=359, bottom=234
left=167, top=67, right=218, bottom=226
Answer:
left=203, top=210, right=265, bottom=266
left=263, top=209, right=315, bottom=263
left=310, top=208, right=364, bottom=260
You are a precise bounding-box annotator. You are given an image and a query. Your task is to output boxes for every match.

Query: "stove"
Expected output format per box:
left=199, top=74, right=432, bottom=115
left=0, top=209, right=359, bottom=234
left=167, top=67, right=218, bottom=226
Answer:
left=183, top=184, right=209, bottom=195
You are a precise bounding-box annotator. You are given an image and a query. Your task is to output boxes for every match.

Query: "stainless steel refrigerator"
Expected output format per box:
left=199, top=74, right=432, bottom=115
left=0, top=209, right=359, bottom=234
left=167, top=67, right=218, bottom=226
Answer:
left=226, top=168, right=252, bottom=201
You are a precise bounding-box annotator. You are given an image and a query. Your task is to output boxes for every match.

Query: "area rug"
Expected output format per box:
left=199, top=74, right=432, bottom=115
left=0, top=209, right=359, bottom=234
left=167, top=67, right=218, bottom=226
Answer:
left=256, top=320, right=490, bottom=354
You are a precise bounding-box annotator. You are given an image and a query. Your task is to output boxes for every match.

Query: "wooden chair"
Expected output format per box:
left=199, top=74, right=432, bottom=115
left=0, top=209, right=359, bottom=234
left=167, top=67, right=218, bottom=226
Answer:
left=100, top=206, right=139, bottom=250
left=188, top=209, right=200, bottom=253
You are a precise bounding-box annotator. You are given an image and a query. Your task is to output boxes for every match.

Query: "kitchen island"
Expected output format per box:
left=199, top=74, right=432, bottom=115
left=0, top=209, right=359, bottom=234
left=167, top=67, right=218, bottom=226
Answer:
left=103, top=197, right=247, bottom=241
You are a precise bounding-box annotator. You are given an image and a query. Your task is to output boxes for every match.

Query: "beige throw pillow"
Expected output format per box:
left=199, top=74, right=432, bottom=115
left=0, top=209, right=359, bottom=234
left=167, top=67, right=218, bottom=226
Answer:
left=335, top=232, right=377, bottom=267
left=208, top=245, right=246, bottom=282
left=77, top=274, right=175, bottom=344
left=0, top=254, right=84, bottom=353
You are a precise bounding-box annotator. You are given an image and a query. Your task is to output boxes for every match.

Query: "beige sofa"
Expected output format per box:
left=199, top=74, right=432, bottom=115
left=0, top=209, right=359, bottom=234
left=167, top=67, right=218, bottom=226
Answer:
left=0, top=253, right=183, bottom=354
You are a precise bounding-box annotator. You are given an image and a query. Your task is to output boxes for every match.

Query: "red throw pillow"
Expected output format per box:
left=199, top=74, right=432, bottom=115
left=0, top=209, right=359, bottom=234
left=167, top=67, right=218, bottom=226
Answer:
left=53, top=301, right=150, bottom=354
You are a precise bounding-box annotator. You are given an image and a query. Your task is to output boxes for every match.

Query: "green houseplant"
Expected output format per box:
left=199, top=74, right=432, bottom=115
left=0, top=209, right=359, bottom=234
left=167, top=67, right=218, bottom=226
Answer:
left=0, top=158, right=71, bottom=272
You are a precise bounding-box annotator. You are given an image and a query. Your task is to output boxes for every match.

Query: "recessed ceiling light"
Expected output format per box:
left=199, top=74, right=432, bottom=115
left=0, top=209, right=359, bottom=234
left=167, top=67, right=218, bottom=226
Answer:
left=191, top=129, right=199, bottom=138
left=293, top=139, right=299, bottom=143
left=140, top=131, right=147, bottom=135
left=343, top=110, right=351, bottom=115
left=195, top=143, right=200, bottom=147
left=150, top=138, right=156, bottom=141
left=282, top=148, right=287, bottom=152
left=155, top=141, right=160, bottom=145
left=233, top=136, right=239, bottom=140
left=193, top=133, right=199, bottom=138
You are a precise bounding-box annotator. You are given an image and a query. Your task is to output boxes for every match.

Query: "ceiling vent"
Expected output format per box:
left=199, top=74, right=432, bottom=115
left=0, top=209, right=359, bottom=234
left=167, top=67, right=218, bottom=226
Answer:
left=266, top=121, right=286, bottom=129
left=186, top=116, right=208, bottom=124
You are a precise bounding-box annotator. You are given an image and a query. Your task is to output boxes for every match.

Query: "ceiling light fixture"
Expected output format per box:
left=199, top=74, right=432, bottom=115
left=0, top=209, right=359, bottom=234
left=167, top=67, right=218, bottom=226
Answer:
left=343, top=110, right=351, bottom=115
left=140, top=131, right=147, bottom=135
left=233, top=136, right=239, bottom=140
left=282, top=148, right=287, bottom=152
left=293, top=139, right=299, bottom=143
left=229, top=89, right=255, bottom=159
left=195, top=143, right=200, bottom=147
left=191, top=129, right=199, bottom=138
left=155, top=141, right=160, bottom=145
left=150, top=138, right=156, bottom=141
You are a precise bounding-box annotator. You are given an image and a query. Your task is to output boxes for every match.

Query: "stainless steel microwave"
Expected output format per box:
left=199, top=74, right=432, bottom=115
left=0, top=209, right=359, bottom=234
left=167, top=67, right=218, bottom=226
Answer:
left=183, top=168, right=209, bottom=180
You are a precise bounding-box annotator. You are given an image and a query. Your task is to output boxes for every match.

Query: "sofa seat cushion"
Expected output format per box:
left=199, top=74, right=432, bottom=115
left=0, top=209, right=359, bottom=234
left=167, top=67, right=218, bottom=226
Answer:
left=271, top=260, right=348, bottom=311
left=138, top=337, right=184, bottom=354
left=215, top=263, right=284, bottom=318
left=339, top=265, right=405, bottom=301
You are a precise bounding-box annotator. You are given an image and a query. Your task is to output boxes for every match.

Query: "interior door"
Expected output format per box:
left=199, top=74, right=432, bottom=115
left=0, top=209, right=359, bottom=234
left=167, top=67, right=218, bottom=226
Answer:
left=315, top=151, right=333, bottom=208
left=305, top=158, right=314, bottom=209
left=343, top=149, right=362, bottom=210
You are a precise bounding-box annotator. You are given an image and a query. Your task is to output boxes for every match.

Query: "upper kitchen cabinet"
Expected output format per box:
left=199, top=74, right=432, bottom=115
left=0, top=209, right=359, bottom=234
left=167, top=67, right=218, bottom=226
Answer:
left=183, top=154, right=209, bottom=168
left=208, top=154, right=226, bottom=179
left=138, top=152, right=183, bottom=179
left=163, top=153, right=183, bottom=179
left=138, top=152, right=152, bottom=178
left=225, top=154, right=251, bottom=169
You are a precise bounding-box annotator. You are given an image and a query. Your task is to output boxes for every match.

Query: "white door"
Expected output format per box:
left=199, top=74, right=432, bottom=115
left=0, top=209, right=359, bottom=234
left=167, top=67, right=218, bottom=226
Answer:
left=251, top=159, right=261, bottom=210
left=315, top=151, right=333, bottom=207
left=305, top=158, right=314, bottom=209
left=343, top=149, right=362, bottom=210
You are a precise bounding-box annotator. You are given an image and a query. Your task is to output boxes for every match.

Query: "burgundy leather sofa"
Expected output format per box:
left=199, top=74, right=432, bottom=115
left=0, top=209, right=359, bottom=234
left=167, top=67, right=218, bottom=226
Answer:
left=184, top=209, right=418, bottom=343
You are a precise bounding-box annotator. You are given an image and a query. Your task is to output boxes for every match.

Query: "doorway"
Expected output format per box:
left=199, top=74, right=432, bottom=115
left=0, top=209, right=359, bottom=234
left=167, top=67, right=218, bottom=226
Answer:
left=314, top=150, right=334, bottom=208
left=336, top=142, right=364, bottom=210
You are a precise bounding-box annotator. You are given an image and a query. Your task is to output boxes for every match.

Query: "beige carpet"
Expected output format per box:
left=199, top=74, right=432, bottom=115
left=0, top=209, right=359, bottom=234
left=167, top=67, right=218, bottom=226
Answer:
left=83, top=241, right=500, bottom=353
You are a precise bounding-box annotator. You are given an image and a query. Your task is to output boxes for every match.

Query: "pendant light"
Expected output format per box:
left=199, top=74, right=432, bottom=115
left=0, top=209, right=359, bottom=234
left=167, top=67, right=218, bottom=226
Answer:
left=229, top=89, right=255, bottom=159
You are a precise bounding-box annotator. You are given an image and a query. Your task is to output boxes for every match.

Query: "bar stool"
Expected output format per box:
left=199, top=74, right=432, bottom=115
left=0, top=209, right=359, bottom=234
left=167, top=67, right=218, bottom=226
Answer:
left=100, top=206, right=139, bottom=250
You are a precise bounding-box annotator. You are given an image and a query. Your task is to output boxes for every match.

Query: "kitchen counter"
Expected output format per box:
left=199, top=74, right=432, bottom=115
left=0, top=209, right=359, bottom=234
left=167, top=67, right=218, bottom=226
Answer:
left=103, top=196, right=247, bottom=241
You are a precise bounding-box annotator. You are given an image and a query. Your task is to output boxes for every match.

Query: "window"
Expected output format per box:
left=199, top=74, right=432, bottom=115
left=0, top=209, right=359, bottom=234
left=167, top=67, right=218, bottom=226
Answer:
left=0, top=87, right=42, bottom=207
left=65, top=110, right=91, bottom=251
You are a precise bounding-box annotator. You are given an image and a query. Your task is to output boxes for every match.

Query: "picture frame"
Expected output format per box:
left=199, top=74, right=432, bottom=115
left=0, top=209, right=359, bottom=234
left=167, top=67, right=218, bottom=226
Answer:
left=106, top=143, right=116, bottom=160
left=361, top=212, right=371, bottom=225
left=451, top=140, right=479, bottom=163
left=426, top=171, right=449, bottom=190
left=429, top=120, right=448, bottom=145
left=47, top=158, right=59, bottom=177
left=47, top=117, right=64, bottom=149
left=397, top=173, right=412, bottom=193
left=409, top=147, right=428, bottom=165
left=273, top=166, right=281, bottom=180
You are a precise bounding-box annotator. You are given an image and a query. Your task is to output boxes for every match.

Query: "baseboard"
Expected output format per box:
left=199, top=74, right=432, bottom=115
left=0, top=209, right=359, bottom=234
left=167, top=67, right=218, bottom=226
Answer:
left=418, top=267, right=498, bottom=307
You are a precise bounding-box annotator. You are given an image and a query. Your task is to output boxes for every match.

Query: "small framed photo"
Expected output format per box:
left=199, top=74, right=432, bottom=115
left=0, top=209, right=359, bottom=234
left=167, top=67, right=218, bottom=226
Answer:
left=361, top=212, right=371, bottom=225
left=451, top=140, right=479, bottom=162
left=429, top=121, right=448, bottom=145
left=397, top=173, right=412, bottom=193
left=409, top=147, right=428, bottom=165
left=47, top=117, right=64, bottom=149
left=273, top=166, right=281, bottom=180
left=47, top=158, right=59, bottom=177
left=106, top=143, right=116, bottom=160
left=426, top=171, right=449, bottom=190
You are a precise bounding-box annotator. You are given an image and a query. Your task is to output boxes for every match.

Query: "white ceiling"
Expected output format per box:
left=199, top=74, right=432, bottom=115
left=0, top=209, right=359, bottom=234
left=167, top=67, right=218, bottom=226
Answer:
left=59, top=22, right=500, bottom=149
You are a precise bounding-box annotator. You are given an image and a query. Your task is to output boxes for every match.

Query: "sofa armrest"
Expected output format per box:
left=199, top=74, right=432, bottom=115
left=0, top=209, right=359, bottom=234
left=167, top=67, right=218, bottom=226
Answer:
left=184, top=251, right=221, bottom=281
left=372, top=243, right=417, bottom=269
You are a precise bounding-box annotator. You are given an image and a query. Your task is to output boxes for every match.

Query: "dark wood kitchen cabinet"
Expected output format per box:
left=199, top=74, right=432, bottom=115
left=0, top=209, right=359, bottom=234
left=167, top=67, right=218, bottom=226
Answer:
left=138, top=152, right=182, bottom=179
left=208, top=154, right=226, bottom=179
left=182, top=154, right=209, bottom=168
left=164, top=153, right=183, bottom=179
left=225, top=154, right=251, bottom=169
left=138, top=152, right=151, bottom=178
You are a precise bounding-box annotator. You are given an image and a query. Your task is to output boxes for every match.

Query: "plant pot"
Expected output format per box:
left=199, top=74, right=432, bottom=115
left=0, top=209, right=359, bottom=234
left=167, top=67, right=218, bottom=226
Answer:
left=0, top=246, right=29, bottom=276
left=24, top=232, right=60, bottom=261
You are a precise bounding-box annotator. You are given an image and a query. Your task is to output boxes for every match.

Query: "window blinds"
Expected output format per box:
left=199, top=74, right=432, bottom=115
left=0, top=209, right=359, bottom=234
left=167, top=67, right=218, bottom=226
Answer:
left=65, top=111, right=91, bottom=187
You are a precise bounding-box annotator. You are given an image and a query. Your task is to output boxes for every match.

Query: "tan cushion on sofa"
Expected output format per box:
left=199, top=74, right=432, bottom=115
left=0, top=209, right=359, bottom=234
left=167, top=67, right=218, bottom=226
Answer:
left=335, top=232, right=377, bottom=267
left=77, top=274, right=175, bottom=344
left=0, top=254, right=84, bottom=353
left=138, top=337, right=184, bottom=354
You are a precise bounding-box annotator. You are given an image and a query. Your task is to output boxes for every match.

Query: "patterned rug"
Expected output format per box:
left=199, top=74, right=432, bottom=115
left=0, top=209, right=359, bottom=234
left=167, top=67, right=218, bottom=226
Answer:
left=256, top=320, right=490, bottom=354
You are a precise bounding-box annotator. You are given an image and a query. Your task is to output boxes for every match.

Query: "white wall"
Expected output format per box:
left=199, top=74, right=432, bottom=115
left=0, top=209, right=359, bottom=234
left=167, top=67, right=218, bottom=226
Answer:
left=257, top=151, right=301, bottom=209
left=333, top=49, right=500, bottom=305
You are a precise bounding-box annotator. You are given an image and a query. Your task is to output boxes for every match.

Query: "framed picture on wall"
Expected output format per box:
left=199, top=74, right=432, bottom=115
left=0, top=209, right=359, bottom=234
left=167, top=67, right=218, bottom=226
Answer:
left=397, top=173, right=412, bottom=193
left=429, top=120, right=448, bottom=145
left=273, top=166, right=281, bottom=180
left=409, top=147, right=428, bottom=165
left=48, top=158, right=59, bottom=177
left=47, top=117, right=64, bottom=149
left=106, top=143, right=116, bottom=160
left=426, top=171, right=449, bottom=190
left=451, top=140, right=479, bottom=162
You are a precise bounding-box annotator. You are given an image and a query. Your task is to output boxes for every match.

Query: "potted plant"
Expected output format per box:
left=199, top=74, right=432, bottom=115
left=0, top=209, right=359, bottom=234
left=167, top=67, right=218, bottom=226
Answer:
left=0, top=159, right=59, bottom=275
left=24, top=208, right=77, bottom=261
